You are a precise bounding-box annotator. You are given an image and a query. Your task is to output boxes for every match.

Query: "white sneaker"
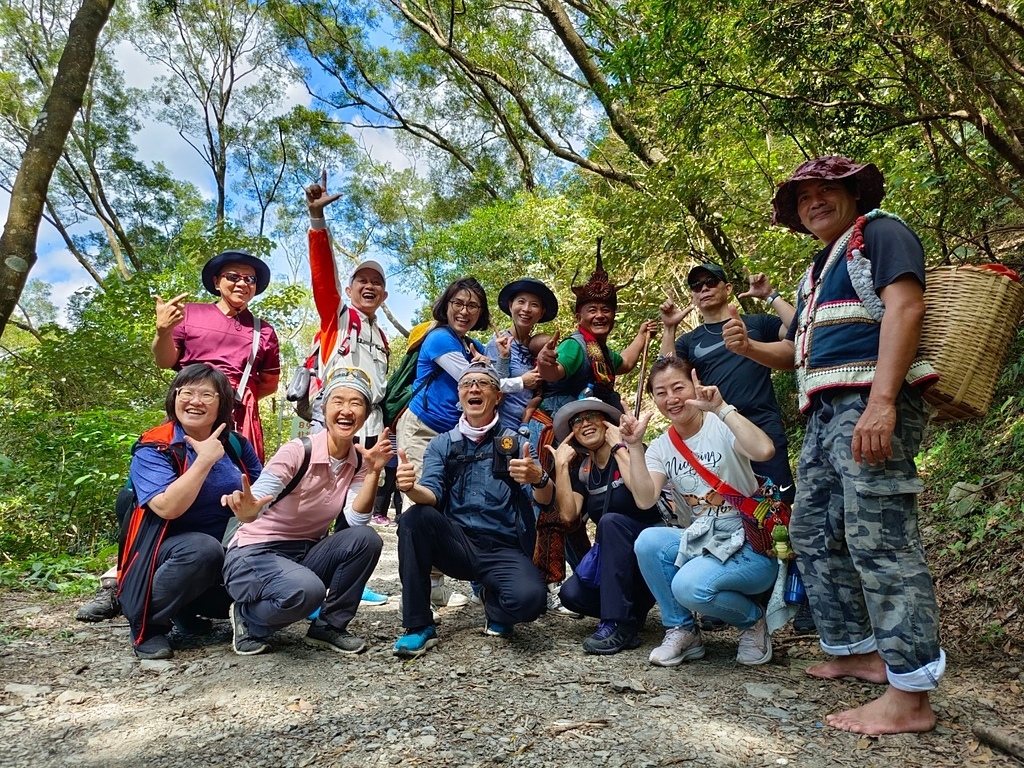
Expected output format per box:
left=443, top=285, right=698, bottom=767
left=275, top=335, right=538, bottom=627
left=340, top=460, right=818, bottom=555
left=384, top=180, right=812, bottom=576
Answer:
left=649, top=626, right=705, bottom=666
left=546, top=582, right=581, bottom=618
left=736, top=615, right=772, bottom=666
left=430, top=580, right=469, bottom=610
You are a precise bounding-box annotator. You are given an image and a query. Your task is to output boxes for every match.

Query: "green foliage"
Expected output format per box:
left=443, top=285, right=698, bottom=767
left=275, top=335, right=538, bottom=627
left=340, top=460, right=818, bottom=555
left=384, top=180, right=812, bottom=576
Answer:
left=920, top=329, right=1024, bottom=555
left=0, top=547, right=116, bottom=595
left=0, top=409, right=158, bottom=561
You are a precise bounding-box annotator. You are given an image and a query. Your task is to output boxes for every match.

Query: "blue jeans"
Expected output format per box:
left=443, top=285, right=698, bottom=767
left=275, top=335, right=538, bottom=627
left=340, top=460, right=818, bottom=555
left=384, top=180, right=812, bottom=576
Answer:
left=633, top=527, right=778, bottom=630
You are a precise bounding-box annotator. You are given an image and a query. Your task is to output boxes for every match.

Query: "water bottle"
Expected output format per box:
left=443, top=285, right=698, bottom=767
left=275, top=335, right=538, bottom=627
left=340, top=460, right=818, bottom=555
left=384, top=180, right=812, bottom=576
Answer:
left=784, top=560, right=808, bottom=606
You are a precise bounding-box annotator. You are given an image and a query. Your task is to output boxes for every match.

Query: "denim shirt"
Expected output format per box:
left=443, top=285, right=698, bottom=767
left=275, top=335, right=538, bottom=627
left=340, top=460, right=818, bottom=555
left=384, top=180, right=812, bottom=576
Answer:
left=419, top=427, right=536, bottom=550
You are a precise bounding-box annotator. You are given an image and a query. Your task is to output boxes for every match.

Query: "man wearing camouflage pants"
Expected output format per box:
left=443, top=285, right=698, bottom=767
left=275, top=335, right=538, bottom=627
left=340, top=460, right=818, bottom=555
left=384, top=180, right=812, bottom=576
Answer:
left=723, top=155, right=945, bottom=735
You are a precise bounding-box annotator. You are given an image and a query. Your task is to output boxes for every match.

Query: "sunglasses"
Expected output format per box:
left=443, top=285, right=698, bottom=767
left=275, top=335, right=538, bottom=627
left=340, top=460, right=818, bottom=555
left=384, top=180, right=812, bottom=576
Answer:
left=450, top=299, right=482, bottom=313
left=689, top=276, right=722, bottom=292
left=220, top=272, right=258, bottom=285
left=569, top=411, right=605, bottom=427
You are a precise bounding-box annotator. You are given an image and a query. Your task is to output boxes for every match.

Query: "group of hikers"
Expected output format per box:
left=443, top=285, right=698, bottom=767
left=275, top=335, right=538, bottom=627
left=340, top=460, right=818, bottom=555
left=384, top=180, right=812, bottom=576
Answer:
left=75, top=156, right=945, bottom=737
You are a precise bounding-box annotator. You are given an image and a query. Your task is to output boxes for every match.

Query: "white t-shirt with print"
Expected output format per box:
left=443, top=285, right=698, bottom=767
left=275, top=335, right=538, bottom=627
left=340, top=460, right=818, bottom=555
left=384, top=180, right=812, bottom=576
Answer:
left=645, top=414, right=759, bottom=519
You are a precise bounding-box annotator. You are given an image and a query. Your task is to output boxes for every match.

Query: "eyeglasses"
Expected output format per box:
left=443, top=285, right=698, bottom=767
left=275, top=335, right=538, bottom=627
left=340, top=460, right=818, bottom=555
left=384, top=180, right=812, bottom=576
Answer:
left=176, top=388, right=220, bottom=403
left=458, top=377, right=498, bottom=391
left=569, top=411, right=605, bottom=427
left=449, top=299, right=482, bottom=313
left=220, top=272, right=257, bottom=285
left=689, top=276, right=722, bottom=292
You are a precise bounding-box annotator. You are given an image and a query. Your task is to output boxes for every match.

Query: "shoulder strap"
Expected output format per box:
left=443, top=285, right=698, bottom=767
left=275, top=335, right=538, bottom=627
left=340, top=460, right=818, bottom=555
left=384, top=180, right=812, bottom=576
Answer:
left=666, top=426, right=758, bottom=515
left=236, top=316, right=261, bottom=400
left=273, top=436, right=312, bottom=506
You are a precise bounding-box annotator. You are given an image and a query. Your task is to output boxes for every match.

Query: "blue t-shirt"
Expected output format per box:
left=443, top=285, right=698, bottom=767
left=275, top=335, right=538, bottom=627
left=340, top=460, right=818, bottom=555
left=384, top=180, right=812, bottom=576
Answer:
left=408, top=326, right=485, bottom=433
left=130, top=423, right=262, bottom=540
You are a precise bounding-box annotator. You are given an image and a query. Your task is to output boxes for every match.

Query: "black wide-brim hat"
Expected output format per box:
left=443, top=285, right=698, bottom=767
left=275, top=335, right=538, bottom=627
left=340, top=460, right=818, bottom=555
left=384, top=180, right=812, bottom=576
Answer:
left=497, top=278, right=559, bottom=323
left=771, top=156, right=885, bottom=235
left=201, top=251, right=271, bottom=296
left=553, top=397, right=623, bottom=442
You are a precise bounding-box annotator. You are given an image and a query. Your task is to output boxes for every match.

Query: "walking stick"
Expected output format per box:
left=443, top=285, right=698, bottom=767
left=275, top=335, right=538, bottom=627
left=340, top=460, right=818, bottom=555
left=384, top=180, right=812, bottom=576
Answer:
left=633, top=328, right=653, bottom=419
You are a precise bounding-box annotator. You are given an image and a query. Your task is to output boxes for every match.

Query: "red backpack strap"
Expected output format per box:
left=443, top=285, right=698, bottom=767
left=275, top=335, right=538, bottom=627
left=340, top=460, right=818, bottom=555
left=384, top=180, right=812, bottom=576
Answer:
left=666, top=425, right=759, bottom=515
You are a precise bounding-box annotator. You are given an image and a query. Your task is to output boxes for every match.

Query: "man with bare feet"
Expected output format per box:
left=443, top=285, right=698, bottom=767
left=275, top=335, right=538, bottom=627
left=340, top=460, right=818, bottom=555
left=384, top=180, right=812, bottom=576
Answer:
left=727, top=156, right=945, bottom=735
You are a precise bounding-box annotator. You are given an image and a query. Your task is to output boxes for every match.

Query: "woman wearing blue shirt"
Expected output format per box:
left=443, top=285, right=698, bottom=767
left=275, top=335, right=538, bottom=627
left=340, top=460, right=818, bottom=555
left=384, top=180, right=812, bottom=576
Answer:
left=119, top=364, right=261, bottom=660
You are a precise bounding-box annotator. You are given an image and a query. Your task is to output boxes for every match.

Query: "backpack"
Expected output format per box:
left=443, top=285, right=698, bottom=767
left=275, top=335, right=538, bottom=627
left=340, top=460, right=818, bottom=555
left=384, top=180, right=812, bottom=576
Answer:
left=380, top=320, right=439, bottom=428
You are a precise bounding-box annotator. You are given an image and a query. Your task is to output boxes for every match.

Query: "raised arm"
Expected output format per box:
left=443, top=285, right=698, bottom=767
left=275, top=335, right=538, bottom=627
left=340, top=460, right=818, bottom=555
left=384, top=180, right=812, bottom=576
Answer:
left=617, top=320, right=658, bottom=373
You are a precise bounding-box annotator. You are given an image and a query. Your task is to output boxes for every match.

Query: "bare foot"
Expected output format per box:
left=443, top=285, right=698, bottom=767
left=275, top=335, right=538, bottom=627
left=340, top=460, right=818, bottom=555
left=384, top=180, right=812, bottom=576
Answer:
left=826, top=687, right=936, bottom=735
left=806, top=651, right=888, bottom=684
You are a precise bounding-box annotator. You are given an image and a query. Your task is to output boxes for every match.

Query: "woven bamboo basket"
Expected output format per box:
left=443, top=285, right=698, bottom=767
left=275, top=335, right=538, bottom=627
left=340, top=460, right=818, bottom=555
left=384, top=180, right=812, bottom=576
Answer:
left=919, top=265, right=1024, bottom=421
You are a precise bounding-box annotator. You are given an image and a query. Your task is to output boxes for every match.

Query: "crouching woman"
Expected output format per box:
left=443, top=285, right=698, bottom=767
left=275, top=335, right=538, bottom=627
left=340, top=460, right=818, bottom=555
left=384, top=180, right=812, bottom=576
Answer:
left=221, top=368, right=393, bottom=656
left=548, top=398, right=661, bottom=655
left=119, top=363, right=262, bottom=660
left=624, top=357, right=779, bottom=667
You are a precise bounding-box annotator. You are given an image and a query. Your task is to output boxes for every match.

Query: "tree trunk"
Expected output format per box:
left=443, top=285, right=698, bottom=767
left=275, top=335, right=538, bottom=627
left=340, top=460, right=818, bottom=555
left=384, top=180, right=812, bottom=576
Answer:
left=0, top=0, right=115, bottom=336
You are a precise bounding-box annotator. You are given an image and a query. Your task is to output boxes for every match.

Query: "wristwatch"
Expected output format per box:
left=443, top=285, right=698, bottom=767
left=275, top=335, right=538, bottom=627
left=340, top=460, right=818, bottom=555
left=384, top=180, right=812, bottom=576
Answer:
left=531, top=470, right=551, bottom=489
left=766, top=291, right=781, bottom=303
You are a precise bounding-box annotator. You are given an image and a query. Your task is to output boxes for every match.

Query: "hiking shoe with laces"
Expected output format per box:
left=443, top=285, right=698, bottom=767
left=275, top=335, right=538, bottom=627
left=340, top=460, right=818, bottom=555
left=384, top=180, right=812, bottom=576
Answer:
left=791, top=603, right=817, bottom=636
left=304, top=622, right=368, bottom=654
left=360, top=586, right=389, bottom=606
left=230, top=602, right=268, bottom=656
left=649, top=626, right=705, bottom=666
left=546, top=582, right=582, bottom=618
left=393, top=625, right=438, bottom=657
left=134, top=634, right=173, bottom=660
left=430, top=580, right=469, bottom=609
left=581, top=620, right=642, bottom=655
left=736, top=615, right=772, bottom=666
left=76, top=584, right=120, bottom=622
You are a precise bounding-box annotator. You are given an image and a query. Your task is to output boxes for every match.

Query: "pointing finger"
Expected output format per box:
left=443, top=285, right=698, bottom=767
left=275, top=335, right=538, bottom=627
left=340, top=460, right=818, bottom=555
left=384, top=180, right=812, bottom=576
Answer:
left=211, top=423, right=227, bottom=439
left=321, top=168, right=328, bottom=188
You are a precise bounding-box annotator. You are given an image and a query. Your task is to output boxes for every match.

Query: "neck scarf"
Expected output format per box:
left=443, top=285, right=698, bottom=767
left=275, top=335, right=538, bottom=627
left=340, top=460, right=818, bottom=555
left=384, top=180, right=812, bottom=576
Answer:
left=458, top=413, right=499, bottom=443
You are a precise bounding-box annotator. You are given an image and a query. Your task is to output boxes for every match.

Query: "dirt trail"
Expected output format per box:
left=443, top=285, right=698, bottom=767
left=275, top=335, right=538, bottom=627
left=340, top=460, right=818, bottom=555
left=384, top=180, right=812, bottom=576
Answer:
left=1, top=526, right=1021, bottom=767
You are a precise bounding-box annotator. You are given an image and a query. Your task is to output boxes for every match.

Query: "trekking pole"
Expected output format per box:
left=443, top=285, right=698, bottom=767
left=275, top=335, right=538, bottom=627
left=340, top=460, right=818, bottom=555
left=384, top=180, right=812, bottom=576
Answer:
left=633, top=327, right=653, bottom=419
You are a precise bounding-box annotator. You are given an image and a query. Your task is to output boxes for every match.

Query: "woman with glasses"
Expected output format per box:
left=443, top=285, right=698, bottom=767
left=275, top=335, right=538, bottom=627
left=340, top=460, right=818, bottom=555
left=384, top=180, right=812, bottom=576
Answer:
left=395, top=277, right=523, bottom=610
left=151, top=251, right=280, bottom=463
left=118, top=364, right=262, bottom=660
left=547, top=398, right=662, bottom=655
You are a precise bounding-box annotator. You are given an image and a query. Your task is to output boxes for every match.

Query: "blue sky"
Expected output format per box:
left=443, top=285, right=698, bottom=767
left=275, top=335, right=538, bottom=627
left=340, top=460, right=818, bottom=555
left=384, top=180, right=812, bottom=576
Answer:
left=5, top=38, right=425, bottom=339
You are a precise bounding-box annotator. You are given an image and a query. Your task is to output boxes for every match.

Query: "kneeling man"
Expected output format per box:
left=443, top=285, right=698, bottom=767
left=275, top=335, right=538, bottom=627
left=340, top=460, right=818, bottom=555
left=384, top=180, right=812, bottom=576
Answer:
left=393, top=363, right=552, bottom=656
